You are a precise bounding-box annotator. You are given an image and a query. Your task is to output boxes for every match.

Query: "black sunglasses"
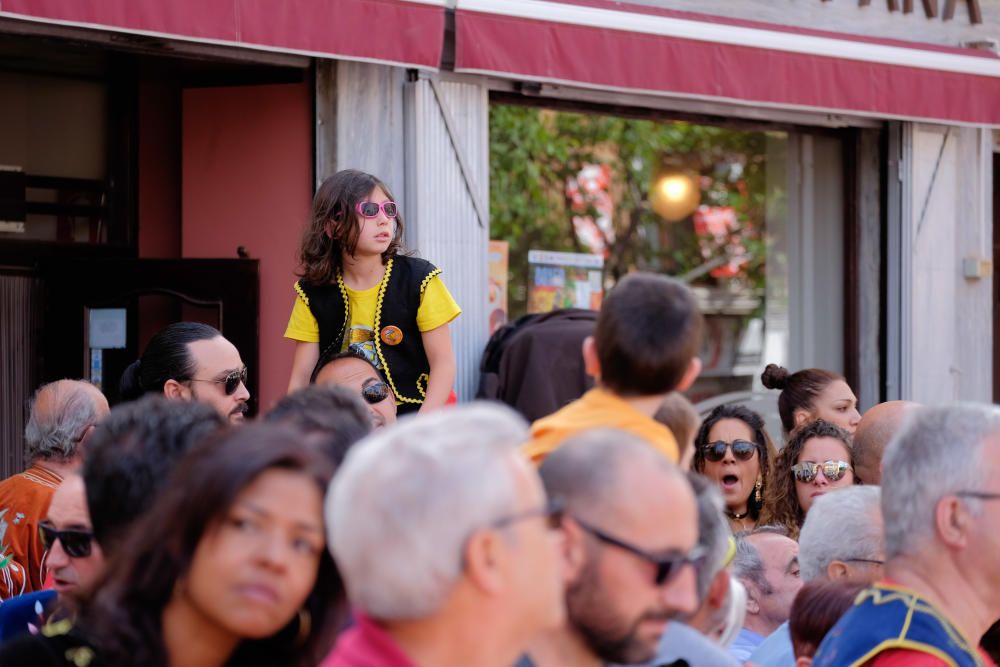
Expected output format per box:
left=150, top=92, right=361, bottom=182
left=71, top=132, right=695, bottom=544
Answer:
left=701, top=439, right=757, bottom=462
left=575, top=518, right=705, bottom=585
left=361, top=381, right=391, bottom=405
left=190, top=366, right=248, bottom=396
left=39, top=521, right=94, bottom=559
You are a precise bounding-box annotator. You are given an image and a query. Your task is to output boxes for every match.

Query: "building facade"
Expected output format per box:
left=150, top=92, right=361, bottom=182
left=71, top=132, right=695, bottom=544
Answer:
left=0, top=0, right=996, bottom=473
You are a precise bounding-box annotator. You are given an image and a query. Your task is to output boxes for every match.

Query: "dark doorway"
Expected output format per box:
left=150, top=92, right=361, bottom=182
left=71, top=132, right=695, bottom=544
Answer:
left=994, top=152, right=1000, bottom=403
left=39, top=258, right=259, bottom=411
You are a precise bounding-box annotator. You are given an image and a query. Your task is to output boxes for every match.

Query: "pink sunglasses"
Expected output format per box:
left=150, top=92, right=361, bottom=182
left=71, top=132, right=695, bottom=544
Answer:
left=355, top=201, right=398, bottom=219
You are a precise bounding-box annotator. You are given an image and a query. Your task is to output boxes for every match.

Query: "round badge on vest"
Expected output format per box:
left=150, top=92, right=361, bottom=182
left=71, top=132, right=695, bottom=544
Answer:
left=380, top=325, right=403, bottom=346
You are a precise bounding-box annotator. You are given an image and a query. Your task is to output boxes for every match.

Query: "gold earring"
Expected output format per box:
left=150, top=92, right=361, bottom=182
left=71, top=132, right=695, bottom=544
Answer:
left=296, top=608, right=312, bottom=645
left=754, top=477, right=763, bottom=503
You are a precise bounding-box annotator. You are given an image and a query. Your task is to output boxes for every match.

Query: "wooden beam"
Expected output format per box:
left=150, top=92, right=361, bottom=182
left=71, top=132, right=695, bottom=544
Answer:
left=922, top=0, right=938, bottom=17
left=858, top=0, right=872, bottom=6
left=887, top=0, right=900, bottom=11
left=969, top=0, right=982, bottom=23
left=903, top=0, right=914, bottom=13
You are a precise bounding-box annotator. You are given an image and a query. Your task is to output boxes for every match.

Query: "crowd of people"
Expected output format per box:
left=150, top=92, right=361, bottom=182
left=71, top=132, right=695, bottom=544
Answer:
left=0, top=169, right=998, bottom=667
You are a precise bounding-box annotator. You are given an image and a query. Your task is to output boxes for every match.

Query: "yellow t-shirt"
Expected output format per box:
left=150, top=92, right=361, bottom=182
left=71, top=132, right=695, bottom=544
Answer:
left=284, top=274, right=461, bottom=369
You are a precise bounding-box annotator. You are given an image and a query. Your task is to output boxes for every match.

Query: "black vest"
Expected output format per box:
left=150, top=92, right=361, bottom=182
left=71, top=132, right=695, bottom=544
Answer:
left=297, top=256, right=439, bottom=413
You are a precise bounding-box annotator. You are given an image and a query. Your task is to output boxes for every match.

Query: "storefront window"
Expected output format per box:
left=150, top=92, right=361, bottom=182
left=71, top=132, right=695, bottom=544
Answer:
left=0, top=71, right=108, bottom=244
left=489, top=104, right=844, bottom=411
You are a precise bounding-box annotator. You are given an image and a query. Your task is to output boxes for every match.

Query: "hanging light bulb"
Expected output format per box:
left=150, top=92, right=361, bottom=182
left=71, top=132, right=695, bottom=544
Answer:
left=650, top=168, right=700, bottom=222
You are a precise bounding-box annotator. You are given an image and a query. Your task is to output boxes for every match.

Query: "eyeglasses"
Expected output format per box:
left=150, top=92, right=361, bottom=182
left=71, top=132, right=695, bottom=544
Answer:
left=843, top=558, right=884, bottom=566
left=361, top=381, right=391, bottom=405
left=701, top=439, right=757, bottom=462
left=956, top=490, right=1000, bottom=501
left=791, top=460, right=851, bottom=483
left=493, top=498, right=565, bottom=531
left=355, top=201, right=398, bottom=219
left=575, top=518, right=705, bottom=586
left=39, top=521, right=95, bottom=559
left=189, top=366, right=248, bottom=396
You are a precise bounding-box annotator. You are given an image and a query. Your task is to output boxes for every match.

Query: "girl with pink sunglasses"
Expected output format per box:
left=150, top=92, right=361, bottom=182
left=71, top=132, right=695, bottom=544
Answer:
left=284, top=169, right=460, bottom=415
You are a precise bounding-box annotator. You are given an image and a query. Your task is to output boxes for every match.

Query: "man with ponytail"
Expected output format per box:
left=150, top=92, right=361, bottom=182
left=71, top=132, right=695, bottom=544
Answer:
left=119, top=322, right=250, bottom=423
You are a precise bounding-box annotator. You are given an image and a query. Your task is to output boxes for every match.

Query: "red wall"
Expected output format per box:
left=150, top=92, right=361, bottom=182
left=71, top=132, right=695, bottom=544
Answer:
left=181, top=82, right=311, bottom=413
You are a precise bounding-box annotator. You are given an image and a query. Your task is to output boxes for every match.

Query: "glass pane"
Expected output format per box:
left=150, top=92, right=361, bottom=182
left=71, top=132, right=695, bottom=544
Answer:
left=489, top=104, right=841, bottom=421
left=0, top=71, right=108, bottom=243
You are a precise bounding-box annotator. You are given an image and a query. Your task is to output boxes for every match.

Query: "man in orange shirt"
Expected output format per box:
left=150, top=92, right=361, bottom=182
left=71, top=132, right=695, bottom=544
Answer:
left=0, top=380, right=108, bottom=599
left=812, top=403, right=1000, bottom=667
left=525, top=273, right=703, bottom=465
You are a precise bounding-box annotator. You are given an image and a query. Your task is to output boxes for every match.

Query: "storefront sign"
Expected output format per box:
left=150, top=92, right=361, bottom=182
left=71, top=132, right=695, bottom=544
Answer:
left=850, top=0, right=981, bottom=24
left=527, top=250, right=604, bottom=313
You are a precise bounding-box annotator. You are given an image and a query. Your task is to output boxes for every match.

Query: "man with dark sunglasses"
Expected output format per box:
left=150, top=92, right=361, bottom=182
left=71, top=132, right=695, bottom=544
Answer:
left=0, top=475, right=103, bottom=641
left=515, top=429, right=700, bottom=667
left=0, top=380, right=108, bottom=602
left=120, top=322, right=250, bottom=424
left=313, top=349, right=396, bottom=429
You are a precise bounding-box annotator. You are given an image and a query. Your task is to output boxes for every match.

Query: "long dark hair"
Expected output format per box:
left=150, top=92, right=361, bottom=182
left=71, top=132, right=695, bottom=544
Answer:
left=299, top=169, right=405, bottom=285
left=120, top=322, right=221, bottom=401
left=693, top=404, right=775, bottom=521
left=760, top=419, right=860, bottom=540
left=79, top=423, right=345, bottom=667
left=760, top=363, right=845, bottom=434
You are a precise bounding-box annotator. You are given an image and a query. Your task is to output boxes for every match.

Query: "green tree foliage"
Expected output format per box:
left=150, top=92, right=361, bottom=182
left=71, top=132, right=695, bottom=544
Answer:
left=490, top=104, right=777, bottom=318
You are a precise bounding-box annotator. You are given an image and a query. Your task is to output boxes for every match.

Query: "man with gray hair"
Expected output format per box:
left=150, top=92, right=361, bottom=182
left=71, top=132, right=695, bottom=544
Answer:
left=520, top=429, right=701, bottom=667
left=814, top=403, right=1000, bottom=667
left=0, top=379, right=108, bottom=599
left=729, top=526, right=802, bottom=662
left=321, top=403, right=565, bottom=667
left=749, top=486, right=884, bottom=667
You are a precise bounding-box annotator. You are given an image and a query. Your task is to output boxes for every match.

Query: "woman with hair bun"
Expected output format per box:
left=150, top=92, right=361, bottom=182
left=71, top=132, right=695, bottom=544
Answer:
left=760, top=364, right=861, bottom=436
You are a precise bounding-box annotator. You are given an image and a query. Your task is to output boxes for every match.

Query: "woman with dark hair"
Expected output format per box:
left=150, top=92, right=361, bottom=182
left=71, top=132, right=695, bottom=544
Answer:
left=760, top=364, right=861, bottom=436
left=693, top=404, right=776, bottom=532
left=789, top=580, right=865, bottom=666
left=0, top=423, right=345, bottom=666
left=760, top=420, right=860, bottom=539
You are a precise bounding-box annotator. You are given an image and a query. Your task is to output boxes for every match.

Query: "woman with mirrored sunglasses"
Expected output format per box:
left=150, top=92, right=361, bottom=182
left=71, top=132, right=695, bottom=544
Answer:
left=760, top=419, right=861, bottom=540
left=693, top=404, right=777, bottom=533
left=0, top=423, right=346, bottom=667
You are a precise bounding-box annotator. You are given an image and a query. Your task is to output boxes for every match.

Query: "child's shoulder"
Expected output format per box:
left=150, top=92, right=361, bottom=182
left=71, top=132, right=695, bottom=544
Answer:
left=391, top=254, right=438, bottom=277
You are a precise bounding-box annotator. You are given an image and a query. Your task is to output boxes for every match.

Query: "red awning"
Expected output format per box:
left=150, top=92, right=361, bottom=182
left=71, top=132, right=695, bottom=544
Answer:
left=455, top=0, right=1000, bottom=126
left=0, top=0, right=445, bottom=70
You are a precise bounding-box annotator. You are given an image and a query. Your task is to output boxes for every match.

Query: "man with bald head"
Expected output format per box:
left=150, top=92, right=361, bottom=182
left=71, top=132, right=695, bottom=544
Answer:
left=852, top=400, right=919, bottom=484
left=0, top=380, right=108, bottom=600
left=518, top=429, right=701, bottom=667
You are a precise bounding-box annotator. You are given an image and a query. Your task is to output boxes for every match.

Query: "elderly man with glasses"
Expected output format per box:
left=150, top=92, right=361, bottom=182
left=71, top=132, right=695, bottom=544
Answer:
left=749, top=485, right=885, bottom=667
left=813, top=403, right=1000, bottom=667
left=321, top=403, right=565, bottom=667
left=516, top=429, right=701, bottom=667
